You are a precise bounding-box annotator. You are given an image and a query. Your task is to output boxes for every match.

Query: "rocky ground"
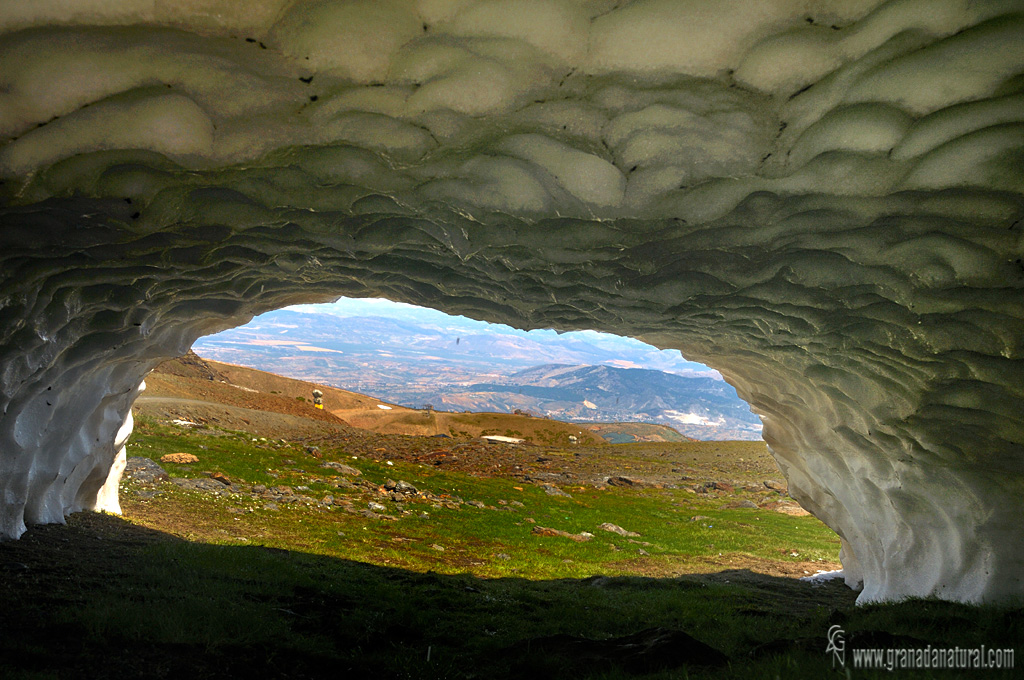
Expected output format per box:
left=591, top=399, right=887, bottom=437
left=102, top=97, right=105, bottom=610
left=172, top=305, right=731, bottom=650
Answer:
left=125, top=423, right=806, bottom=523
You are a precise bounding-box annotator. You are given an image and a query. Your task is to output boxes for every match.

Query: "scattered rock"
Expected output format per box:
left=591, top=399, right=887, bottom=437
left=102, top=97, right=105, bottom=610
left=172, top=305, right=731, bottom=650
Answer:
left=322, top=462, right=362, bottom=476
left=173, top=478, right=231, bottom=493
left=209, top=472, right=232, bottom=486
left=395, top=480, right=417, bottom=494
left=767, top=500, right=811, bottom=516
left=707, top=481, right=734, bottom=493
left=495, top=553, right=511, bottom=561
left=598, top=522, right=640, bottom=537
left=160, top=452, right=199, bottom=464
left=638, top=548, right=649, bottom=556
left=124, top=457, right=169, bottom=484
left=724, top=500, right=759, bottom=509
left=263, top=502, right=279, bottom=511
left=306, top=446, right=322, bottom=459
left=466, top=500, right=486, bottom=508
left=368, top=502, right=387, bottom=513
left=541, top=484, right=572, bottom=497
left=606, top=476, right=645, bottom=488
left=763, top=479, right=787, bottom=494
left=430, top=544, right=445, bottom=552
left=690, top=515, right=710, bottom=522
left=532, top=526, right=593, bottom=542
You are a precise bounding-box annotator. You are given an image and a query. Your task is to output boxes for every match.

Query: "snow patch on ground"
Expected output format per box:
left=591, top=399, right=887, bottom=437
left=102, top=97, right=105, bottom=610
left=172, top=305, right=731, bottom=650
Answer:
left=801, top=569, right=846, bottom=585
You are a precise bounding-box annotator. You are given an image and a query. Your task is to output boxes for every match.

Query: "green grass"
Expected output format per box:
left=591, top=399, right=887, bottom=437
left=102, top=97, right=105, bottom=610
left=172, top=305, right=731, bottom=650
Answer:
left=4, top=417, right=1016, bottom=679
left=3, top=512, right=1019, bottom=680
left=125, top=416, right=840, bottom=580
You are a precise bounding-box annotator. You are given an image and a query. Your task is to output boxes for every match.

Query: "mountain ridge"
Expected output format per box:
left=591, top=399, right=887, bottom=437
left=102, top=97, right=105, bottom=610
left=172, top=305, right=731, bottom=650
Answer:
left=193, top=307, right=763, bottom=440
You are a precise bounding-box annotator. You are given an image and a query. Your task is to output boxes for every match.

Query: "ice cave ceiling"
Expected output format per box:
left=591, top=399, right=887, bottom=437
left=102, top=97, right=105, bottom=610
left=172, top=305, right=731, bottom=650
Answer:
left=1, top=0, right=1023, bottom=603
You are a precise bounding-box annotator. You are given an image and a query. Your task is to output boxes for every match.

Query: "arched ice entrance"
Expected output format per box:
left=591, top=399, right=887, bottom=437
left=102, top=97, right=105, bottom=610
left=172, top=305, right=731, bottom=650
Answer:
left=1, top=1, right=1023, bottom=604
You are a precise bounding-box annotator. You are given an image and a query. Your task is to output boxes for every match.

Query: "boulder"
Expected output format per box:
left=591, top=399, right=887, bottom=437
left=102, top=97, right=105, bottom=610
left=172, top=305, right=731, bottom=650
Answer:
left=322, top=462, right=362, bottom=476
left=124, top=457, right=169, bottom=485
left=598, top=522, right=640, bottom=537
left=160, top=453, right=198, bottom=464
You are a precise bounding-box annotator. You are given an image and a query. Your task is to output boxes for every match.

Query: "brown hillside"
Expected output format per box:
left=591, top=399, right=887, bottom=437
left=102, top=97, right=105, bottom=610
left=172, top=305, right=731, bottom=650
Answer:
left=207, top=360, right=385, bottom=412
left=584, top=422, right=696, bottom=443
left=141, top=352, right=605, bottom=445
left=340, top=408, right=604, bottom=445
left=148, top=350, right=228, bottom=382
left=143, top=353, right=348, bottom=426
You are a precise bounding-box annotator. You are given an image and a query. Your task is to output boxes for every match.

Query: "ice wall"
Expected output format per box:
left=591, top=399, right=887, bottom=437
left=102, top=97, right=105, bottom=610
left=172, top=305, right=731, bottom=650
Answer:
left=1, top=1, right=1022, bottom=603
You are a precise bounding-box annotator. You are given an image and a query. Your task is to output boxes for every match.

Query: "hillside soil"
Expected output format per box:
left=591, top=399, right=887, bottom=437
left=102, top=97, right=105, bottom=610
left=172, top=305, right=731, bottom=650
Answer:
left=140, top=354, right=764, bottom=490
left=142, top=352, right=604, bottom=445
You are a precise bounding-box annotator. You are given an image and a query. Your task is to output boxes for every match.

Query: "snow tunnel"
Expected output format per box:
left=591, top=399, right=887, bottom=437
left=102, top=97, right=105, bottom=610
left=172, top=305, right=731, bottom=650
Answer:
left=1, top=0, right=1023, bottom=605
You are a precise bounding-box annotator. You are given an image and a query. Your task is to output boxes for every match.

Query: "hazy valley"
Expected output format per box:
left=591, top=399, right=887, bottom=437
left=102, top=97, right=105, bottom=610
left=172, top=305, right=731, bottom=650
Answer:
left=193, top=306, right=763, bottom=441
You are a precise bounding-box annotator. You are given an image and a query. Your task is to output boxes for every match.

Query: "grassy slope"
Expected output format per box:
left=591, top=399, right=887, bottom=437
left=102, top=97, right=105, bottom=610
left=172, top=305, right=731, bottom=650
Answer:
left=123, top=418, right=838, bottom=579
left=2, top=358, right=1020, bottom=678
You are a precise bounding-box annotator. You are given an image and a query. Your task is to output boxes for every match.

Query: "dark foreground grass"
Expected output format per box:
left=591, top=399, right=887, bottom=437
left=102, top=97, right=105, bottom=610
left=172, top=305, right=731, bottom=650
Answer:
left=0, top=513, right=1020, bottom=680
left=2, top=422, right=1019, bottom=678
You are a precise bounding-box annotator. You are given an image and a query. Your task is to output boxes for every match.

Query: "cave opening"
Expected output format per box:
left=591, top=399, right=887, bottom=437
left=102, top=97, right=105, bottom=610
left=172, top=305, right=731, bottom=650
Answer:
left=126, top=291, right=843, bottom=582
left=1, top=0, right=1022, bottom=625
left=187, top=296, right=765, bottom=443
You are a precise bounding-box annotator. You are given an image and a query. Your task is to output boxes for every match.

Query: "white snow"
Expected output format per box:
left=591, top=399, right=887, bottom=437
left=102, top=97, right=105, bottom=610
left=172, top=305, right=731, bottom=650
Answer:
left=664, top=411, right=723, bottom=427
left=0, top=0, right=1022, bottom=607
left=800, top=569, right=846, bottom=584
left=482, top=435, right=524, bottom=444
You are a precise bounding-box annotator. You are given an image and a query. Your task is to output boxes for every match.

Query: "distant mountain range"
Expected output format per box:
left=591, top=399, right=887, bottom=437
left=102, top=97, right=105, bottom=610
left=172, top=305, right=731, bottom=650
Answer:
left=432, top=364, right=762, bottom=440
left=192, top=304, right=763, bottom=440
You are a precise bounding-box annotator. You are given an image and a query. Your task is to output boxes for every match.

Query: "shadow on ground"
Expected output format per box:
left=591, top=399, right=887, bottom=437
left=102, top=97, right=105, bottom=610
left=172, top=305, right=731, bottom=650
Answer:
left=1, top=513, right=1019, bottom=679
